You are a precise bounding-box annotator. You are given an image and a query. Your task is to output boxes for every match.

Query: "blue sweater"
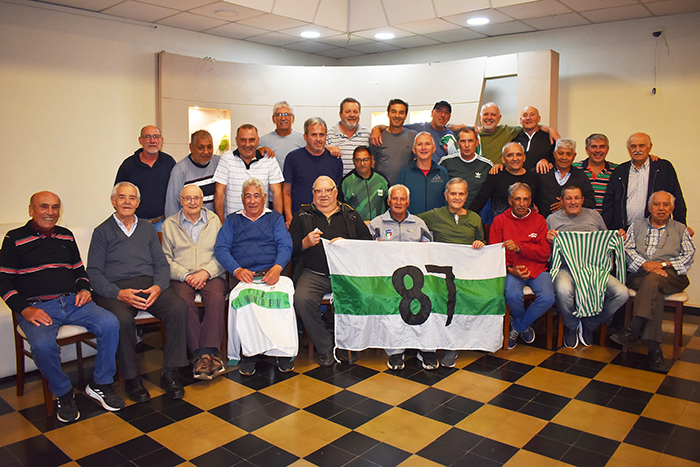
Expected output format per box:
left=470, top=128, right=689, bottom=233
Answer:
left=215, top=210, right=292, bottom=273
left=396, top=160, right=448, bottom=215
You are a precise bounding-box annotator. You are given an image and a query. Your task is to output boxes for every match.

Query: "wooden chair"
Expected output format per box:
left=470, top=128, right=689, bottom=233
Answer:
left=503, top=286, right=555, bottom=350
left=12, top=312, right=97, bottom=415
left=623, top=289, right=690, bottom=359
left=308, top=293, right=334, bottom=358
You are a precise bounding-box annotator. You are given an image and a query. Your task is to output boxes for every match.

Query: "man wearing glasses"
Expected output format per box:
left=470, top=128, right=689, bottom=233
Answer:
left=161, top=184, right=227, bottom=381
left=289, top=176, right=372, bottom=366
left=339, top=146, right=389, bottom=222
left=260, top=101, right=305, bottom=173
left=115, top=125, right=175, bottom=232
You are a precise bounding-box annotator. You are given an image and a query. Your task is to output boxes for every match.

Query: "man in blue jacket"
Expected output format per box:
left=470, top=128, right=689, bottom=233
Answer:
left=396, top=132, right=448, bottom=215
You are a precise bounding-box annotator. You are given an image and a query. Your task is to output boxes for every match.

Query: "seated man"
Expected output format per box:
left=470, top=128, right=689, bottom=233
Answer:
left=368, top=184, right=435, bottom=370
left=214, top=177, right=295, bottom=375
left=88, top=182, right=188, bottom=402
left=489, top=182, right=554, bottom=349
left=161, top=184, right=228, bottom=380
left=546, top=185, right=629, bottom=348
left=611, top=191, right=695, bottom=373
left=289, top=176, right=373, bottom=366
left=419, top=178, right=485, bottom=367
left=0, top=192, right=124, bottom=422
left=340, top=146, right=389, bottom=222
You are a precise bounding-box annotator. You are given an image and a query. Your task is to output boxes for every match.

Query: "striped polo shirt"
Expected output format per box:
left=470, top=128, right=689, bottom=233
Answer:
left=572, top=158, right=618, bottom=212
left=326, top=122, right=370, bottom=175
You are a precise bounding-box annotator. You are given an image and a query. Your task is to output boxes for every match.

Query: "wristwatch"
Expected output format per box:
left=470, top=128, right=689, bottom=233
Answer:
left=661, top=261, right=669, bottom=268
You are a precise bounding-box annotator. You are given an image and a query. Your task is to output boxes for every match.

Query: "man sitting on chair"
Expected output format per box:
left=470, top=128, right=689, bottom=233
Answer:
left=214, top=177, right=295, bottom=376
left=611, top=191, right=695, bottom=373
left=0, top=191, right=124, bottom=422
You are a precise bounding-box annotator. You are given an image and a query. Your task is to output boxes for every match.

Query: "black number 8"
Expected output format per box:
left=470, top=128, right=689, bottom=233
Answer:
left=392, top=266, right=432, bottom=325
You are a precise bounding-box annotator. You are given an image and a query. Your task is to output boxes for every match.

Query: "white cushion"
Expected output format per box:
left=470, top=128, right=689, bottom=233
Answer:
left=523, top=286, right=534, bottom=296
left=627, top=289, right=689, bottom=302
left=135, top=311, right=157, bottom=320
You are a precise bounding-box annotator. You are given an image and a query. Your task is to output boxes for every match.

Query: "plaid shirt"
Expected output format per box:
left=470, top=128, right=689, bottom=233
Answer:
left=624, top=219, right=695, bottom=274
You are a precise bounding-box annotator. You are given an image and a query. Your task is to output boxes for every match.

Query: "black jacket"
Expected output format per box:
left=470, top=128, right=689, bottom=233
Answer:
left=602, top=158, right=686, bottom=230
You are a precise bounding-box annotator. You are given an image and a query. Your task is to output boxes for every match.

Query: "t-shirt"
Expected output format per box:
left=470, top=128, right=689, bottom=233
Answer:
left=404, top=122, right=455, bottom=163
left=164, top=154, right=220, bottom=218
left=115, top=150, right=176, bottom=219
left=439, top=154, right=493, bottom=210
left=469, top=170, right=540, bottom=220
left=259, top=130, right=305, bottom=173
left=370, top=128, right=417, bottom=185
left=419, top=206, right=484, bottom=245
left=283, top=147, right=344, bottom=215
left=546, top=208, right=607, bottom=232
left=477, top=125, right=522, bottom=165
left=513, top=129, right=555, bottom=171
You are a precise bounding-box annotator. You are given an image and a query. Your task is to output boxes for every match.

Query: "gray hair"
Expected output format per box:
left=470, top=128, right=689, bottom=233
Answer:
left=445, top=177, right=468, bottom=193
left=272, top=101, right=294, bottom=115
left=242, top=177, right=265, bottom=194
left=413, top=131, right=434, bottom=145
left=555, top=138, right=576, bottom=152
left=111, top=181, right=141, bottom=199
left=480, top=102, right=501, bottom=114
left=388, top=184, right=410, bottom=200
left=508, top=182, right=532, bottom=198
left=304, top=117, right=327, bottom=134
left=190, top=129, right=212, bottom=145
left=585, top=133, right=609, bottom=148
left=647, top=190, right=675, bottom=210
left=502, top=142, right=524, bottom=157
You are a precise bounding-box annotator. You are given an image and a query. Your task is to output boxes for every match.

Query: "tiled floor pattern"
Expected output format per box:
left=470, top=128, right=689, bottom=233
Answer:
left=1, top=313, right=700, bottom=467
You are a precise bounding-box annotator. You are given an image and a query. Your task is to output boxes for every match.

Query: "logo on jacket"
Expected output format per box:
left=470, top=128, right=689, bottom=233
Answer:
left=475, top=172, right=482, bottom=179
left=430, top=174, right=444, bottom=183
left=528, top=233, right=538, bottom=238
left=384, top=229, right=393, bottom=239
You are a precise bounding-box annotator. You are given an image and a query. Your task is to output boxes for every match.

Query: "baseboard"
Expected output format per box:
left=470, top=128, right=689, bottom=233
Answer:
left=685, top=305, right=700, bottom=316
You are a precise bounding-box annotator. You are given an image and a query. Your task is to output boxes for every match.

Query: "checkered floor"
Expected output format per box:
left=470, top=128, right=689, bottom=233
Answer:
left=2, top=312, right=700, bottom=467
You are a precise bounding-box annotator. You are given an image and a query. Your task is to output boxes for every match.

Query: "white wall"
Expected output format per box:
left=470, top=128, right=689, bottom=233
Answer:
left=0, top=0, right=333, bottom=228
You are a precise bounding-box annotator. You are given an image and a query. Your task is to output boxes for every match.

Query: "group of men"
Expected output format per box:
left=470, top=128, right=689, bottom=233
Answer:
left=0, top=96, right=694, bottom=424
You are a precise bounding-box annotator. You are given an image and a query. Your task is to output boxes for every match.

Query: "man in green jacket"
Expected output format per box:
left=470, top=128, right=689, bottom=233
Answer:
left=339, top=146, right=389, bottom=222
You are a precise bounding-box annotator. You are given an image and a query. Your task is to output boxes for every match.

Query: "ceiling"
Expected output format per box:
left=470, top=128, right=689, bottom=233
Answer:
left=35, top=0, right=700, bottom=59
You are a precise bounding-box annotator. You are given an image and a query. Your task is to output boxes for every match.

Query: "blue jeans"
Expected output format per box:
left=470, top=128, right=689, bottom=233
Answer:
left=18, top=294, right=119, bottom=397
left=553, top=266, right=629, bottom=332
left=505, top=272, right=555, bottom=333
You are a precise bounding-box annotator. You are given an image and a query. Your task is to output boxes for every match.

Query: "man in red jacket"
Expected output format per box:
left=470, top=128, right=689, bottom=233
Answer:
left=489, top=182, right=554, bottom=349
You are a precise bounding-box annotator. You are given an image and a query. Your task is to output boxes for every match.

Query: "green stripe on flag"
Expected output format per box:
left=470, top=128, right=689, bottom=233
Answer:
left=231, top=289, right=291, bottom=310
left=329, top=274, right=505, bottom=317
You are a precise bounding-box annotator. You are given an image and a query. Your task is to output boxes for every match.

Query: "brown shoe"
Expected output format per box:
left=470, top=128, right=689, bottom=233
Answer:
left=209, top=355, right=225, bottom=378
left=193, top=355, right=212, bottom=380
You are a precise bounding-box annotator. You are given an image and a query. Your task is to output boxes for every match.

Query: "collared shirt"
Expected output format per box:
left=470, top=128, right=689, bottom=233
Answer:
left=626, top=158, right=650, bottom=226
left=326, top=122, right=371, bottom=175
left=112, top=213, right=138, bottom=237
left=238, top=207, right=272, bottom=222
left=624, top=219, right=695, bottom=274
left=572, top=158, right=618, bottom=212
left=179, top=209, right=207, bottom=245
left=554, top=169, right=572, bottom=186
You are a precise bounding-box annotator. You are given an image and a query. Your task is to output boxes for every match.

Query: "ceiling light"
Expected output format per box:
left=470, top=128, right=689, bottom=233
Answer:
left=300, top=31, right=321, bottom=39
left=467, top=17, right=490, bottom=26
left=215, top=9, right=239, bottom=19
left=374, top=32, right=395, bottom=40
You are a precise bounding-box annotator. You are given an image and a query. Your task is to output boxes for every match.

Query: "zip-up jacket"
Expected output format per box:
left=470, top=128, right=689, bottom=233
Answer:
left=339, top=169, right=389, bottom=222
left=395, top=159, right=448, bottom=215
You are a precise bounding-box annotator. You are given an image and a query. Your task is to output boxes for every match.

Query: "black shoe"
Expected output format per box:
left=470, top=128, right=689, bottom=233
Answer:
left=578, top=323, right=593, bottom=347
left=610, top=327, right=638, bottom=347
left=387, top=353, right=405, bottom=371
left=647, top=349, right=669, bottom=373
left=86, top=381, right=125, bottom=411
left=317, top=351, right=334, bottom=367
left=239, top=356, right=257, bottom=376
left=160, top=371, right=184, bottom=399
left=125, top=377, right=150, bottom=403
left=335, top=348, right=358, bottom=364
left=563, top=327, right=578, bottom=349
left=277, top=357, right=294, bottom=373
left=56, top=389, right=80, bottom=423
left=418, top=351, right=439, bottom=370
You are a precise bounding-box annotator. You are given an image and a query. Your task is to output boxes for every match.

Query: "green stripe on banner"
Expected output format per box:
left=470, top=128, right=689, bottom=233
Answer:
left=330, top=274, right=505, bottom=317
left=231, top=289, right=291, bottom=310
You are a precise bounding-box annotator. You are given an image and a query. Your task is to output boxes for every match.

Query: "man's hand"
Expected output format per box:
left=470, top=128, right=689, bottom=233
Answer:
left=550, top=199, right=563, bottom=213
left=234, top=268, right=255, bottom=284
left=688, top=226, right=695, bottom=237
left=21, top=306, right=52, bottom=326
left=472, top=240, right=485, bottom=249
left=546, top=229, right=558, bottom=243
left=641, top=261, right=664, bottom=273
left=75, top=290, right=92, bottom=306
left=370, top=126, right=386, bottom=146
left=185, top=270, right=210, bottom=290
left=326, top=145, right=342, bottom=158
left=617, top=229, right=627, bottom=240
left=328, top=237, right=345, bottom=244
left=262, top=264, right=283, bottom=286
left=649, top=153, right=659, bottom=162
left=502, top=240, right=521, bottom=253
left=117, top=286, right=161, bottom=310
left=650, top=268, right=669, bottom=277
left=508, top=265, right=531, bottom=279
left=489, top=164, right=504, bottom=175
left=536, top=159, right=553, bottom=174
left=259, top=146, right=276, bottom=158
left=302, top=228, right=323, bottom=250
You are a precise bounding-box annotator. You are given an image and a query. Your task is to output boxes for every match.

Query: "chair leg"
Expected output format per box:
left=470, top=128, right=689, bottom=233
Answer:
left=503, top=307, right=511, bottom=351
left=557, top=311, right=564, bottom=349
left=308, top=337, right=314, bottom=359
left=599, top=323, right=607, bottom=347
left=16, top=349, right=25, bottom=397
left=42, top=377, right=54, bottom=416
left=75, top=342, right=84, bottom=382
left=621, top=297, right=634, bottom=354
left=673, top=302, right=684, bottom=360
left=546, top=308, right=553, bottom=350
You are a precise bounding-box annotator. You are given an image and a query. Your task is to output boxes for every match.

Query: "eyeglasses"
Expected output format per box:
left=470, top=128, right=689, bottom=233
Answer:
left=353, top=158, right=371, bottom=164
left=141, top=134, right=162, bottom=140
left=180, top=196, right=202, bottom=203
left=313, top=187, right=336, bottom=195
left=274, top=112, right=292, bottom=118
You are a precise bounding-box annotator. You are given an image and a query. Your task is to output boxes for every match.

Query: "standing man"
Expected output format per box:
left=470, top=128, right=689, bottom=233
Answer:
left=369, top=99, right=417, bottom=184
left=546, top=185, right=629, bottom=348
left=340, top=146, right=389, bottom=222
left=0, top=192, right=124, bottom=422
left=260, top=101, right=306, bottom=173
left=572, top=133, right=618, bottom=212
left=88, top=182, right=189, bottom=403
left=283, top=117, right=344, bottom=224
left=289, top=176, right=373, bottom=366
left=368, top=185, right=435, bottom=370
left=535, top=138, right=596, bottom=218
left=115, top=125, right=176, bottom=231
left=602, top=132, right=687, bottom=231
left=513, top=106, right=555, bottom=172
left=161, top=184, right=228, bottom=381
left=164, top=130, right=220, bottom=218
left=213, top=124, right=284, bottom=222
left=489, top=182, right=554, bottom=349
left=611, top=191, right=695, bottom=373
left=326, top=97, right=370, bottom=175
left=395, top=132, right=449, bottom=215
left=439, top=126, right=493, bottom=209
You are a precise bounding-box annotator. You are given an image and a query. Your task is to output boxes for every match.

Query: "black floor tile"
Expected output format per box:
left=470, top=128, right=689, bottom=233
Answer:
left=113, top=435, right=164, bottom=460
left=77, top=448, right=130, bottom=467
left=488, top=393, right=528, bottom=411
left=537, top=422, right=582, bottom=445
left=471, top=438, right=518, bottom=463
left=565, top=365, right=601, bottom=378
left=359, top=443, right=410, bottom=467
left=616, top=386, right=654, bottom=404
left=501, top=384, right=540, bottom=401
left=398, top=396, right=440, bottom=416
left=452, top=451, right=502, bottom=467
left=13, top=446, right=71, bottom=467
left=574, top=432, right=620, bottom=457
left=443, top=396, right=483, bottom=415
left=329, top=408, right=373, bottom=429
left=190, top=447, right=243, bottom=467
left=417, top=439, right=469, bottom=465
left=424, top=405, right=470, bottom=425
left=223, top=435, right=273, bottom=460
left=127, top=411, right=178, bottom=432
left=158, top=399, right=204, bottom=422
left=343, top=457, right=381, bottom=467
left=132, top=447, right=185, bottom=467
left=633, top=417, right=676, bottom=437
left=670, top=424, right=700, bottom=444
left=210, top=400, right=253, bottom=421
left=435, top=427, right=484, bottom=451
left=305, top=444, right=356, bottom=467
left=606, top=396, right=647, bottom=415
left=624, top=429, right=670, bottom=453
left=519, top=401, right=562, bottom=420
left=255, top=400, right=298, bottom=420
left=532, top=391, right=570, bottom=409
left=351, top=398, right=391, bottom=417
left=326, top=390, right=367, bottom=408
left=523, top=434, right=571, bottom=460
left=560, top=445, right=610, bottom=467
left=247, top=446, right=298, bottom=467
left=576, top=388, right=615, bottom=406
left=227, top=412, right=275, bottom=431
left=305, top=399, right=349, bottom=419
left=678, top=347, right=700, bottom=364
left=415, top=387, right=454, bottom=404
left=330, top=432, right=380, bottom=456
left=665, top=438, right=700, bottom=463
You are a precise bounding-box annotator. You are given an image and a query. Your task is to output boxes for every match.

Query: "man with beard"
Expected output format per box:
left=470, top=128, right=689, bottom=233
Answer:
left=326, top=97, right=370, bottom=175
left=369, top=99, right=417, bottom=184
